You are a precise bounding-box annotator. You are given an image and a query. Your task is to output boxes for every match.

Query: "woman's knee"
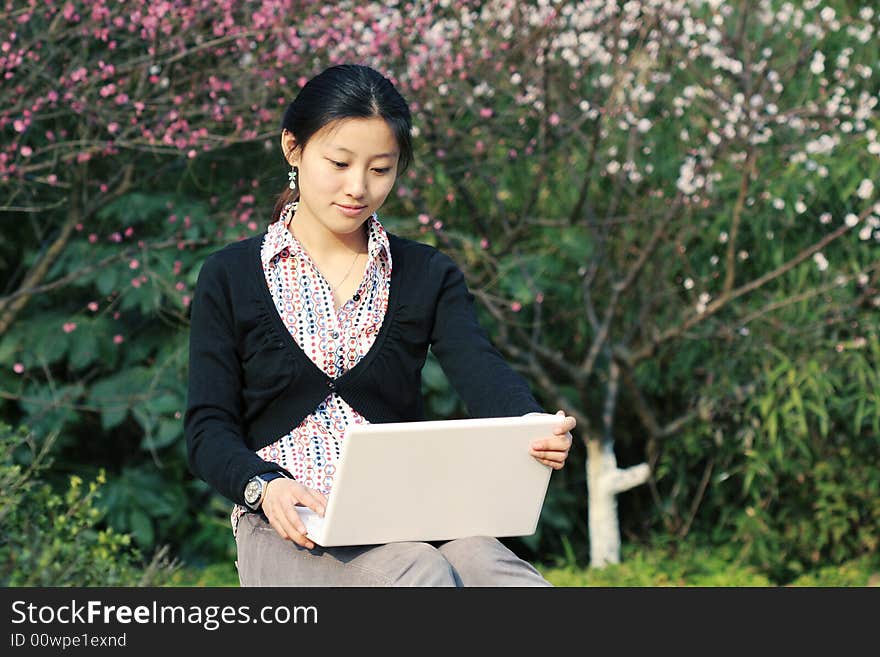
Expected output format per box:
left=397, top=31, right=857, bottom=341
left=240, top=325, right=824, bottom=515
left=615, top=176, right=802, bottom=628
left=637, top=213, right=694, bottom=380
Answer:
left=385, top=542, right=457, bottom=586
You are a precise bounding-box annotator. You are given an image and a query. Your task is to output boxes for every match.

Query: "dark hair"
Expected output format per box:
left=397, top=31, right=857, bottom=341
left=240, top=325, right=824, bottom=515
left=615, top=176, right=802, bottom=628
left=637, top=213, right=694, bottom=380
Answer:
left=272, top=64, right=413, bottom=221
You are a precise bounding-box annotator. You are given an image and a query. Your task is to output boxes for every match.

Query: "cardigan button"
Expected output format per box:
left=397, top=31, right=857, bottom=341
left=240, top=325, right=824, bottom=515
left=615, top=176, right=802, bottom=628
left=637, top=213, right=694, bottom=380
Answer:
left=331, top=331, right=339, bottom=339
left=353, top=293, right=361, bottom=302
left=327, top=379, right=336, bottom=391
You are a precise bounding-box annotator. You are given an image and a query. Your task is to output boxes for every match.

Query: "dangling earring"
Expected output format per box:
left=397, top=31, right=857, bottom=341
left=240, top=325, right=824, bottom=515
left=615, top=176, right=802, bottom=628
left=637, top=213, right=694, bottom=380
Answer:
left=288, top=165, right=298, bottom=190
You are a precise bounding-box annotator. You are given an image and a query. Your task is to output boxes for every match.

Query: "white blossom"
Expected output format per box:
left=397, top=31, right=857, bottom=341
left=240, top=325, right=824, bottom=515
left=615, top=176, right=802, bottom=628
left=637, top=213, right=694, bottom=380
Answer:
left=813, top=252, right=829, bottom=271
left=856, top=179, right=874, bottom=199
left=845, top=213, right=859, bottom=227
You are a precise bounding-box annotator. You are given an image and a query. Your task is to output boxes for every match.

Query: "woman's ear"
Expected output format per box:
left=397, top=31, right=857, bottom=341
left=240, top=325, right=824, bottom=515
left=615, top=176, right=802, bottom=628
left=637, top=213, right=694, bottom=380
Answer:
left=280, top=129, right=299, bottom=166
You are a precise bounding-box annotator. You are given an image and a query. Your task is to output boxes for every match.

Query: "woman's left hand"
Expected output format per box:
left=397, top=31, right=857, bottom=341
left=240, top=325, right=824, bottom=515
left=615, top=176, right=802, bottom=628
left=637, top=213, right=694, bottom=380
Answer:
left=530, top=409, right=575, bottom=470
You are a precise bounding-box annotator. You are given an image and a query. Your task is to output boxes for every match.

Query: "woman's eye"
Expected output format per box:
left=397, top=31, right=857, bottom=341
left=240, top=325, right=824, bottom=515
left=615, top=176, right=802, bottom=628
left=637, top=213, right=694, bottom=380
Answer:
left=373, top=168, right=391, bottom=174
left=330, top=160, right=347, bottom=168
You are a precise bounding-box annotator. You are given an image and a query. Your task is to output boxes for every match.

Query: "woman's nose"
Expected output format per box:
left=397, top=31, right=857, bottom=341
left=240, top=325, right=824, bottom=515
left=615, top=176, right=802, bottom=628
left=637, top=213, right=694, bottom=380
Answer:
left=344, top=171, right=366, bottom=198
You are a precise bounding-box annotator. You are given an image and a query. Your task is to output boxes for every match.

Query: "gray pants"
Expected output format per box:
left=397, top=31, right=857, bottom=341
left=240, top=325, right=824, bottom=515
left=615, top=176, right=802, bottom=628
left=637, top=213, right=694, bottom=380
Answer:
left=235, top=512, right=552, bottom=587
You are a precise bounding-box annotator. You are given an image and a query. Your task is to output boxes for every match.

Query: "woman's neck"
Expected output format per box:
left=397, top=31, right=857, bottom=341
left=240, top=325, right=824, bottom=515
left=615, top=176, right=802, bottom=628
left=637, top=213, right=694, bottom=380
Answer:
left=287, top=211, right=368, bottom=259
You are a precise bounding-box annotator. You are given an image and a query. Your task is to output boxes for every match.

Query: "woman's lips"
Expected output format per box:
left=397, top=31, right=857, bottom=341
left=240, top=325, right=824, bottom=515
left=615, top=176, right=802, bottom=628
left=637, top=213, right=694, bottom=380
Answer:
left=334, top=203, right=367, bottom=217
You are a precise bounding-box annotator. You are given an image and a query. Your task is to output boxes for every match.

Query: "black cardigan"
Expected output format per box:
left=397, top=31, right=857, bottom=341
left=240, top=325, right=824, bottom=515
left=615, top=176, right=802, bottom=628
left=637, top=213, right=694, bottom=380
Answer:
left=184, top=230, right=544, bottom=505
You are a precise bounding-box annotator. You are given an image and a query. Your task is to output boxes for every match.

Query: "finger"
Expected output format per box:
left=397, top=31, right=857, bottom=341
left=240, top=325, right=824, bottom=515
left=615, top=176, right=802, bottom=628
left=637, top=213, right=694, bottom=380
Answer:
left=296, top=487, right=327, bottom=516
left=530, top=447, right=568, bottom=463
left=265, top=513, right=291, bottom=542
left=534, top=455, right=565, bottom=470
left=266, top=496, right=310, bottom=540
left=280, top=506, right=315, bottom=549
left=531, top=437, right=572, bottom=450
left=554, top=417, right=576, bottom=434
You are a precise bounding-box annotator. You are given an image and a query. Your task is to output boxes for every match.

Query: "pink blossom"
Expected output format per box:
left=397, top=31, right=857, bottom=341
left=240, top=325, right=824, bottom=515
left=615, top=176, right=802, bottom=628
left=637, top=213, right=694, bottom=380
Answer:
left=433, top=220, right=443, bottom=230
left=13, top=363, right=24, bottom=374
left=480, top=108, right=493, bottom=118
left=549, top=113, right=560, bottom=126
left=511, top=302, right=522, bottom=312
left=536, top=293, right=544, bottom=304
left=113, top=334, right=124, bottom=345
left=62, top=322, right=77, bottom=333
left=19, top=145, right=32, bottom=157
left=108, top=122, right=119, bottom=134
left=124, top=227, right=134, bottom=237
left=480, top=238, right=489, bottom=249
left=418, top=214, right=430, bottom=225
left=113, top=312, right=120, bottom=320
left=88, top=302, right=99, bottom=312
left=13, top=119, right=25, bottom=132
left=129, top=259, right=139, bottom=269
left=175, top=282, right=185, bottom=291
left=47, top=174, right=58, bottom=185
left=75, top=223, right=83, bottom=231
left=182, top=295, right=191, bottom=307
left=131, top=278, right=141, bottom=288
left=88, top=234, right=98, bottom=243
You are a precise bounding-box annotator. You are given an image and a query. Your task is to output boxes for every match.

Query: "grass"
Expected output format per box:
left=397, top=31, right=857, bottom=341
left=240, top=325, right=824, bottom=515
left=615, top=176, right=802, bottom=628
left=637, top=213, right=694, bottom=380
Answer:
left=168, top=544, right=879, bottom=587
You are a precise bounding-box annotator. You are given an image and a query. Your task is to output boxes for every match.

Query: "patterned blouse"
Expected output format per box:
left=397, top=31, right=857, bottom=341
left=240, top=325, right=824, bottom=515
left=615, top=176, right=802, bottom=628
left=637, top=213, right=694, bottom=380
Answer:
left=230, top=202, right=392, bottom=535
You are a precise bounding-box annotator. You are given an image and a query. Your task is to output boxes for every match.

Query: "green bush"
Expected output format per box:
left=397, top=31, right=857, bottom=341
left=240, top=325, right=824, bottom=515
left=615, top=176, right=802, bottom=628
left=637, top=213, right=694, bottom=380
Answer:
left=0, top=423, right=178, bottom=586
left=538, top=537, right=878, bottom=587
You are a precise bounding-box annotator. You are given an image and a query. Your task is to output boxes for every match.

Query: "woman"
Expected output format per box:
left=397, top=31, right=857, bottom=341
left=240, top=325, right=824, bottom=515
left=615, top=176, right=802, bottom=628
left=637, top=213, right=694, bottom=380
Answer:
left=184, top=64, right=576, bottom=586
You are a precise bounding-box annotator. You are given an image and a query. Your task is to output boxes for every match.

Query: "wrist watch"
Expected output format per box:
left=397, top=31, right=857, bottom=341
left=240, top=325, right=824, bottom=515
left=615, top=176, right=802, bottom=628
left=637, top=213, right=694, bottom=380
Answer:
left=243, top=472, right=286, bottom=511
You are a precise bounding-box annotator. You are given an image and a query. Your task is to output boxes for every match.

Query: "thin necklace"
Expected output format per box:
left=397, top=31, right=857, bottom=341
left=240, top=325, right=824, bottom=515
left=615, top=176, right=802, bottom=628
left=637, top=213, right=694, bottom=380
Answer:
left=331, top=251, right=362, bottom=293
left=288, top=220, right=364, bottom=293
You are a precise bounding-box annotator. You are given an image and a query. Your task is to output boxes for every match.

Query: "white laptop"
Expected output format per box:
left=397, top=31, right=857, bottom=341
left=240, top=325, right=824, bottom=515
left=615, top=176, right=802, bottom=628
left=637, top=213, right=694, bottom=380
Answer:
left=296, top=414, right=561, bottom=547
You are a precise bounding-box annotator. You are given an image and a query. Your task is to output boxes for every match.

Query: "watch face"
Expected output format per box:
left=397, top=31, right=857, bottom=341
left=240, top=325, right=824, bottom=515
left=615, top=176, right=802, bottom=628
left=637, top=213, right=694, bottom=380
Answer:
left=244, top=479, right=262, bottom=505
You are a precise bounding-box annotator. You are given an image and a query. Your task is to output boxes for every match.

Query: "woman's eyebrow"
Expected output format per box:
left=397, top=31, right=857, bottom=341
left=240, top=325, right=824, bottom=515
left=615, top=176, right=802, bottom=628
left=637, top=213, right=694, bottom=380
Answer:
left=329, top=145, right=398, bottom=159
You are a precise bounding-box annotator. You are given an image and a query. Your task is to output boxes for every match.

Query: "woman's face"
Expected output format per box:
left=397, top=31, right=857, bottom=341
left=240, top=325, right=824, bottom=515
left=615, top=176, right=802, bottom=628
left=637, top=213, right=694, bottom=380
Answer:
left=282, top=117, right=400, bottom=239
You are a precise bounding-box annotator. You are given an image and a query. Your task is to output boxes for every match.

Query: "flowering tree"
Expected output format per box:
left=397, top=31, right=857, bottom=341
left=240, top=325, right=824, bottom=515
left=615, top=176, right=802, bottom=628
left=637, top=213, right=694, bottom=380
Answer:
left=1, top=0, right=877, bottom=575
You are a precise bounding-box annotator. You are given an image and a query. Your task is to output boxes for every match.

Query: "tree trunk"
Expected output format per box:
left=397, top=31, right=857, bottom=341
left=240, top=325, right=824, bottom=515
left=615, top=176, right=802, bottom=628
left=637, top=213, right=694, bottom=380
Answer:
left=586, top=437, right=651, bottom=567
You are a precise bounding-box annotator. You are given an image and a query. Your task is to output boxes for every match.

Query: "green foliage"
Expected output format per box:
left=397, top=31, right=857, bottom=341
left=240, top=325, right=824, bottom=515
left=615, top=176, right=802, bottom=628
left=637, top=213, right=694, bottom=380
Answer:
left=732, top=342, right=880, bottom=582
left=0, top=423, right=177, bottom=586
left=538, top=536, right=880, bottom=587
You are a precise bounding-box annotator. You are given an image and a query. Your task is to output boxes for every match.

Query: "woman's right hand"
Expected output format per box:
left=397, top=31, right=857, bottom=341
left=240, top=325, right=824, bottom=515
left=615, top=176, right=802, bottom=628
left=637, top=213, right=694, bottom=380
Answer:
left=261, top=478, right=327, bottom=550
